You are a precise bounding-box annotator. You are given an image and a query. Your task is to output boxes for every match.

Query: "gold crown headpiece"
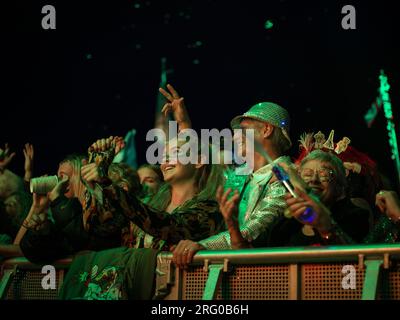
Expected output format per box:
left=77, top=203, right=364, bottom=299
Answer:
left=299, top=130, right=351, bottom=155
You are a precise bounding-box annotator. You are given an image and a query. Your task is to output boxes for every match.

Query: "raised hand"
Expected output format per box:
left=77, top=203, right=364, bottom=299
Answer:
left=376, top=190, right=400, bottom=223
left=0, top=143, right=16, bottom=173
left=343, top=162, right=362, bottom=174
left=23, top=143, right=34, bottom=182
left=159, top=84, right=191, bottom=130
left=171, top=240, right=204, bottom=269
left=216, top=186, right=249, bottom=249
left=88, top=136, right=114, bottom=152
left=284, top=188, right=333, bottom=233
left=32, top=192, right=50, bottom=214
left=29, top=211, right=48, bottom=231
left=216, top=186, right=240, bottom=227
left=48, top=175, right=70, bottom=201
left=88, top=136, right=125, bottom=154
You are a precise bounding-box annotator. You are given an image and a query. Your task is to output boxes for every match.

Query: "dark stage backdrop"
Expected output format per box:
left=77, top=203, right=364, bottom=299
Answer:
left=1, top=0, right=399, bottom=187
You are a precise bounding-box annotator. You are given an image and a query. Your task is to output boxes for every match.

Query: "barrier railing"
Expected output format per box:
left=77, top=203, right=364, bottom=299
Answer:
left=2, top=244, right=400, bottom=300
left=0, top=257, right=72, bottom=300
left=155, top=244, right=400, bottom=300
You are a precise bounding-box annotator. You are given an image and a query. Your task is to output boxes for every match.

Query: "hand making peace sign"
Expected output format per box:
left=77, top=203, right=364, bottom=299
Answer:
left=159, top=84, right=192, bottom=130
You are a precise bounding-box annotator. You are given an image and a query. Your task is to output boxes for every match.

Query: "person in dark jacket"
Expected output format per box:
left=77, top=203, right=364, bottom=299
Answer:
left=268, top=150, right=371, bottom=246
left=19, top=153, right=130, bottom=263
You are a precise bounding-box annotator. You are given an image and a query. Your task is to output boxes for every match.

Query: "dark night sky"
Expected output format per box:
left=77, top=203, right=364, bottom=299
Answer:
left=1, top=0, right=399, bottom=186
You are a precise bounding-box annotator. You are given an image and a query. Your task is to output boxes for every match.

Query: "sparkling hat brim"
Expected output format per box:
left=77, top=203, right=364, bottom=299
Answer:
left=230, top=115, right=292, bottom=147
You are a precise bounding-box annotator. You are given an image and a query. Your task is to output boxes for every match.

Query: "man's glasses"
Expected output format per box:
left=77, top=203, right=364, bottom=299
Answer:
left=300, top=167, right=335, bottom=182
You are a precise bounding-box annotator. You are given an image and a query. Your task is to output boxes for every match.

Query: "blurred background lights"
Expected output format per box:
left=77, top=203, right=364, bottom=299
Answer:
left=264, top=20, right=274, bottom=30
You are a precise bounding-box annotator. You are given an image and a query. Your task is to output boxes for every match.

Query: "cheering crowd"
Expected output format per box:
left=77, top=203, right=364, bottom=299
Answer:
left=1, top=84, right=400, bottom=298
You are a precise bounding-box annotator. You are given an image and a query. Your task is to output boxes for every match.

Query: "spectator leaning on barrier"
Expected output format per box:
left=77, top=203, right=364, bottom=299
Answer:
left=271, top=150, right=371, bottom=246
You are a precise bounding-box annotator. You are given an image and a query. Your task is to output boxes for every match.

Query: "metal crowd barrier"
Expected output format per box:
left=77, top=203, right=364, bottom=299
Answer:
left=0, top=257, right=71, bottom=300
left=2, top=244, right=400, bottom=300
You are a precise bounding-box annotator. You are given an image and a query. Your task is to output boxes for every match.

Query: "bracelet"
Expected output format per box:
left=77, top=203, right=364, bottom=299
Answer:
left=22, top=219, right=33, bottom=229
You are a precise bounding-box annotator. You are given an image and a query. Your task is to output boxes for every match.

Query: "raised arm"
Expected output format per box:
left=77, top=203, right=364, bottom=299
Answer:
left=13, top=192, right=50, bottom=245
left=81, top=137, right=223, bottom=245
left=23, top=143, right=34, bottom=186
left=0, top=143, right=16, bottom=174
left=82, top=179, right=222, bottom=246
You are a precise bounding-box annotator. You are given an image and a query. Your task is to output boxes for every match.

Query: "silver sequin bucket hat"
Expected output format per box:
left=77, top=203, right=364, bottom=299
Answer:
left=230, top=102, right=292, bottom=147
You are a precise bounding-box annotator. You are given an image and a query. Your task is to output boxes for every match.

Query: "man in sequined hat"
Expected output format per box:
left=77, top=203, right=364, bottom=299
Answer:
left=172, top=102, right=293, bottom=265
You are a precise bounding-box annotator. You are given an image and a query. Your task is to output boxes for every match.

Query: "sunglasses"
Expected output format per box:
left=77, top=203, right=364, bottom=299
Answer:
left=300, top=167, right=335, bottom=182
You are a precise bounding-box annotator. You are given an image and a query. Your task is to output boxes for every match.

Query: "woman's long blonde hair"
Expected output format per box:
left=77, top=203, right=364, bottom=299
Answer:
left=59, top=154, right=87, bottom=202
left=148, top=142, right=225, bottom=211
